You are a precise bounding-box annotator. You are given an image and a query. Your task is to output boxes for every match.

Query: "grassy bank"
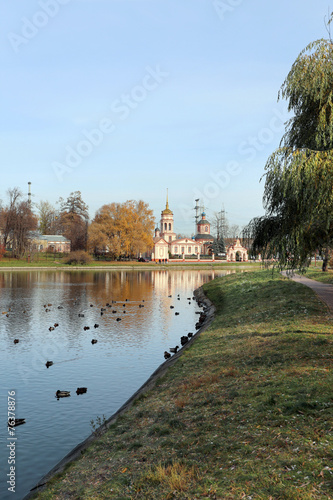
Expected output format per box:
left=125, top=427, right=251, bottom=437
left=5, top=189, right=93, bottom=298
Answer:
left=0, top=257, right=260, bottom=271
left=31, top=270, right=333, bottom=499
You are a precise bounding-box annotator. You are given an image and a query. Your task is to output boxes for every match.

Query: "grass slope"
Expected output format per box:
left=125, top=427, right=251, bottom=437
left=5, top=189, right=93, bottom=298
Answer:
left=32, top=270, right=333, bottom=499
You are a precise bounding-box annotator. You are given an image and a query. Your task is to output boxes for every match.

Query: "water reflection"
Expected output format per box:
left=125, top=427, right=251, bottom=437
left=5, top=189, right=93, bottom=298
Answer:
left=0, top=269, right=228, bottom=500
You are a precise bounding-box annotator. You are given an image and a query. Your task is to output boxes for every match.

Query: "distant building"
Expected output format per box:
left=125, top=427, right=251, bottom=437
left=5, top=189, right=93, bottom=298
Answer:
left=28, top=233, right=71, bottom=253
left=226, top=237, right=248, bottom=262
left=152, top=196, right=214, bottom=261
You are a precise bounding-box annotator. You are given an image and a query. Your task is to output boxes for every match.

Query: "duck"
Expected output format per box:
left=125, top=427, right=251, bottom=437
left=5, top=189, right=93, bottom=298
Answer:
left=49, top=326, right=55, bottom=331
left=94, top=323, right=99, bottom=328
left=91, top=339, right=98, bottom=344
left=116, top=317, right=121, bottom=321
left=78, top=313, right=84, bottom=318
left=188, top=332, right=193, bottom=338
left=14, top=339, right=19, bottom=344
left=83, top=326, right=90, bottom=330
left=54, top=323, right=59, bottom=328
left=112, top=310, right=117, bottom=314
left=56, top=390, right=70, bottom=398
left=76, top=387, right=87, bottom=395
left=45, top=361, right=53, bottom=368
left=58, top=305, right=63, bottom=309
left=181, top=335, right=188, bottom=346
left=164, top=351, right=171, bottom=359
left=170, top=346, right=179, bottom=353
left=175, top=312, right=180, bottom=315
left=170, top=306, right=174, bottom=309
left=8, top=418, right=26, bottom=427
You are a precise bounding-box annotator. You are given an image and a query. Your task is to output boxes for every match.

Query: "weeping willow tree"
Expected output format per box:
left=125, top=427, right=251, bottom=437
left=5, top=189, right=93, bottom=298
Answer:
left=248, top=31, right=333, bottom=271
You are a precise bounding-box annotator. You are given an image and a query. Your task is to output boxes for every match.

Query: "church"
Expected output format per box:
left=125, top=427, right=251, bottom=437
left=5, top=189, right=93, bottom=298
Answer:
left=151, top=194, right=249, bottom=262
left=151, top=195, right=215, bottom=261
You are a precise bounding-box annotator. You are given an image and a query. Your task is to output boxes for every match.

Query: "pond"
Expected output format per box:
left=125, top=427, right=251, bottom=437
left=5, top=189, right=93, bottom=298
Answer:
left=0, top=269, right=228, bottom=499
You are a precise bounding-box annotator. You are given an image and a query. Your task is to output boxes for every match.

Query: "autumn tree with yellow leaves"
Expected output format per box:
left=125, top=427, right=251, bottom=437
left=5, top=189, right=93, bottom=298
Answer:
left=88, top=200, right=154, bottom=259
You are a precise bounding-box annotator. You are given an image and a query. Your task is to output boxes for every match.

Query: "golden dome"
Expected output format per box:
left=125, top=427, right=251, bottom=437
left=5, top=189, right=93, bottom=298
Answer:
left=161, top=190, right=173, bottom=215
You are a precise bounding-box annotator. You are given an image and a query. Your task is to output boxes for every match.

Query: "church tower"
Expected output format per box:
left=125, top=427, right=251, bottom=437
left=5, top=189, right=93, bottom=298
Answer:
left=195, top=212, right=212, bottom=238
left=160, top=190, right=176, bottom=243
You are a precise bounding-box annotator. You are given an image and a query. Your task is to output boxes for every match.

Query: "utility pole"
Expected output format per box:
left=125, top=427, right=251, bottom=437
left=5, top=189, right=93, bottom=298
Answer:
left=28, top=182, right=32, bottom=206
left=194, top=198, right=200, bottom=234
left=215, top=207, right=227, bottom=240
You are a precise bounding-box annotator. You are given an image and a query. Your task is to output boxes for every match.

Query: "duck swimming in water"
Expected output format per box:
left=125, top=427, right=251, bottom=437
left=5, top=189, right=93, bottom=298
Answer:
left=45, top=361, right=53, bottom=368
left=56, top=390, right=70, bottom=398
left=8, top=418, right=26, bottom=427
left=76, top=387, right=87, bottom=395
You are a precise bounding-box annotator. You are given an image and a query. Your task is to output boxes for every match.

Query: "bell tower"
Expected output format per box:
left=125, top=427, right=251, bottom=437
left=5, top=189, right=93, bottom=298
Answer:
left=160, top=190, right=176, bottom=243
left=196, top=212, right=211, bottom=236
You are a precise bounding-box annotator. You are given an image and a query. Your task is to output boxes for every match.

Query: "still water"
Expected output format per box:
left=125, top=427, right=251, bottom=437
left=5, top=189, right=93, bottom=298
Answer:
left=0, top=269, right=227, bottom=499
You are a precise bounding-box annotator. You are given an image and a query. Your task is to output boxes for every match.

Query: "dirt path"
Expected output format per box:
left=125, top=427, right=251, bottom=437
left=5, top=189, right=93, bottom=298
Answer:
left=282, top=271, right=333, bottom=314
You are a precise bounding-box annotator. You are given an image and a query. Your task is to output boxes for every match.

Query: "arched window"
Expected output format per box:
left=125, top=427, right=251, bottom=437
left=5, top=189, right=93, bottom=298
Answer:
left=164, top=223, right=167, bottom=230
left=169, top=223, right=171, bottom=230
left=205, top=226, right=208, bottom=232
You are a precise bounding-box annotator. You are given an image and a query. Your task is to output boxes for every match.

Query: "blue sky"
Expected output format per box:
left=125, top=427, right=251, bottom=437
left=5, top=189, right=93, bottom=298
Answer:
left=1, top=0, right=331, bottom=235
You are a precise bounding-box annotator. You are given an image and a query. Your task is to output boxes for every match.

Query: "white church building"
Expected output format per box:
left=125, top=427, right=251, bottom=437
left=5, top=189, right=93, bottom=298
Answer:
left=151, top=196, right=215, bottom=261
left=151, top=195, right=249, bottom=263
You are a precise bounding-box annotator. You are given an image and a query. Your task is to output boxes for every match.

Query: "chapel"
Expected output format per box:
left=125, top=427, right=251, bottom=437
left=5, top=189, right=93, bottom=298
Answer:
left=151, top=195, right=214, bottom=261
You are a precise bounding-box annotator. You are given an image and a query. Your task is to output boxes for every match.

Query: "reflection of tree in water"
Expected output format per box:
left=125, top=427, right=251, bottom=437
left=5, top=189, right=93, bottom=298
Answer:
left=0, top=269, right=228, bottom=351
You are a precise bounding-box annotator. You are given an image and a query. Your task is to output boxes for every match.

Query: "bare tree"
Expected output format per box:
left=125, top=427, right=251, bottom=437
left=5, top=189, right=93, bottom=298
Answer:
left=0, top=188, right=38, bottom=257
left=36, top=201, right=59, bottom=234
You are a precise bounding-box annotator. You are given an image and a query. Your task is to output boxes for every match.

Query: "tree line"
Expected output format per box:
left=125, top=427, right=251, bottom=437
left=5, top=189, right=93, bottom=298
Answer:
left=0, top=190, right=154, bottom=259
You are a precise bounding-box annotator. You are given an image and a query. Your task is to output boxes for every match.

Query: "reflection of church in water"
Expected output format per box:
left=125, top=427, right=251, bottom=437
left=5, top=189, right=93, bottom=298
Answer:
left=152, top=195, right=215, bottom=261
left=151, top=195, right=248, bottom=262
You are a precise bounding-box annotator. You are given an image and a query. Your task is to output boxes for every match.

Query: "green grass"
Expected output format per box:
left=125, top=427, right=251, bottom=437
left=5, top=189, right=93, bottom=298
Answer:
left=304, top=266, right=333, bottom=285
left=32, top=269, right=333, bottom=499
left=0, top=255, right=261, bottom=270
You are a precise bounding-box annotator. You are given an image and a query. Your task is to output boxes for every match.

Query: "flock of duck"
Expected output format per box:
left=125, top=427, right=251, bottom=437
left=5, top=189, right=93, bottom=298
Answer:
left=6, top=292, right=208, bottom=426
left=163, top=296, right=207, bottom=360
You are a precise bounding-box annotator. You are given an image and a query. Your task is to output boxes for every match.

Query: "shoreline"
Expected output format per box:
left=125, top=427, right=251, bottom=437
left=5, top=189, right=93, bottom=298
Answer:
left=0, top=262, right=259, bottom=271
left=23, top=286, right=215, bottom=499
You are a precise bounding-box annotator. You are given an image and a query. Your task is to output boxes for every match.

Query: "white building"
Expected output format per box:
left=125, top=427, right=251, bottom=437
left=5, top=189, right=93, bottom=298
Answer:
left=151, top=196, right=214, bottom=261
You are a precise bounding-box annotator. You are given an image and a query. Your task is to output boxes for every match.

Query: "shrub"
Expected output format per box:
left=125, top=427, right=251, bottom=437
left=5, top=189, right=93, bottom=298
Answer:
left=63, top=250, right=92, bottom=265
